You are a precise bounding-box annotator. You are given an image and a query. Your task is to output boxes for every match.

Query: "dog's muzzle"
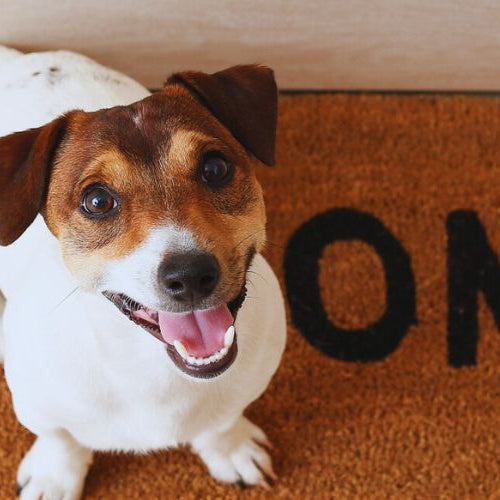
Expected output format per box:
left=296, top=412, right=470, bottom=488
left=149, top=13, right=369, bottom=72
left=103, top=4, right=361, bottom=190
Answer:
left=103, top=284, right=247, bottom=379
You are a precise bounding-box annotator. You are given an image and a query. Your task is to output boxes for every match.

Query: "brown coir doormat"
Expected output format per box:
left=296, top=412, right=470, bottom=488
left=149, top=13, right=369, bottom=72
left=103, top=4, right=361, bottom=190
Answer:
left=2, top=93, right=500, bottom=498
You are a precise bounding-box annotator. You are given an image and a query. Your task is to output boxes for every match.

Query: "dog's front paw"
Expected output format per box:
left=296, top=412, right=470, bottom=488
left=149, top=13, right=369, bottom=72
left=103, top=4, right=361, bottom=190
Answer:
left=193, top=416, right=277, bottom=488
left=17, top=431, right=92, bottom=500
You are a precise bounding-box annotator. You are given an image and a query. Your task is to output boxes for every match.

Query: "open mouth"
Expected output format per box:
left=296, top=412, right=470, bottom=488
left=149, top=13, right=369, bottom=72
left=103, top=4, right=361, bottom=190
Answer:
left=102, top=286, right=246, bottom=379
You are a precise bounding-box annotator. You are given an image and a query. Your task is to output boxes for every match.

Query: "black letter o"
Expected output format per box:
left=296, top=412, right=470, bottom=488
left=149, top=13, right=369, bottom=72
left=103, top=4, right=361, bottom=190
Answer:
left=284, top=208, right=416, bottom=362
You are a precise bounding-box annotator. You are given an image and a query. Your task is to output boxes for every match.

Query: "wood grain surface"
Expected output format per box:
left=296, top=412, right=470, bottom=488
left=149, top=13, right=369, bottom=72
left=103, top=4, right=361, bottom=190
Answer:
left=2, top=0, right=500, bottom=90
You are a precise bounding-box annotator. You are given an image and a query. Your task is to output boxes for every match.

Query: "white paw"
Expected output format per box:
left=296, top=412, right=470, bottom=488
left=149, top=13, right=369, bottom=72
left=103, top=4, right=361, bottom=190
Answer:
left=193, top=416, right=277, bottom=488
left=17, top=432, right=92, bottom=500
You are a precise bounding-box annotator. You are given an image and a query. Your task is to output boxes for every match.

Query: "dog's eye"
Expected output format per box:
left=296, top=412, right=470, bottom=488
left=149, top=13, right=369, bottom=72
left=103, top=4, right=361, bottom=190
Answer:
left=200, top=155, right=233, bottom=186
left=81, top=186, right=118, bottom=217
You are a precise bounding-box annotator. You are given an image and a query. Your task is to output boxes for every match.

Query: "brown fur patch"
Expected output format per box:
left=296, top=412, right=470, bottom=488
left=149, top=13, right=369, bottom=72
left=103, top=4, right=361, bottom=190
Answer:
left=0, top=115, right=70, bottom=245
left=166, top=129, right=206, bottom=168
left=40, top=85, right=267, bottom=301
left=167, top=65, right=278, bottom=165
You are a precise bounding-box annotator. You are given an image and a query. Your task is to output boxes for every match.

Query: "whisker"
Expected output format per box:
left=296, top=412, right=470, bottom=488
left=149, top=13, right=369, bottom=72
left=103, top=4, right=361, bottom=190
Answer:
left=233, top=269, right=268, bottom=287
left=50, top=286, right=81, bottom=313
left=246, top=270, right=268, bottom=285
left=232, top=228, right=267, bottom=252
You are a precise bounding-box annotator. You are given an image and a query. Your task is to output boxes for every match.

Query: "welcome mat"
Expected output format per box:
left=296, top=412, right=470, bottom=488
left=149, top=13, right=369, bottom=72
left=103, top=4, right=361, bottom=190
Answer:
left=2, top=93, right=500, bottom=497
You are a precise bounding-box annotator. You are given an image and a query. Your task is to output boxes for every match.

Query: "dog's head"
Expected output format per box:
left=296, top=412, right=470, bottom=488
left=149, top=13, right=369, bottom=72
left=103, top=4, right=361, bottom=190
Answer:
left=0, top=65, right=277, bottom=379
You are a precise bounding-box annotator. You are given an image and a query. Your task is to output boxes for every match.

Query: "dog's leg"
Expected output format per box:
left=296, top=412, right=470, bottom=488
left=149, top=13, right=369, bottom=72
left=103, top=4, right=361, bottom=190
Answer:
left=16, top=429, right=92, bottom=500
left=191, top=415, right=277, bottom=488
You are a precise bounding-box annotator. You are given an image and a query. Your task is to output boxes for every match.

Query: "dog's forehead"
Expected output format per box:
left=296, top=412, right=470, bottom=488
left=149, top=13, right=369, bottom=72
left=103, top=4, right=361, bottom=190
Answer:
left=81, top=88, right=234, bottom=162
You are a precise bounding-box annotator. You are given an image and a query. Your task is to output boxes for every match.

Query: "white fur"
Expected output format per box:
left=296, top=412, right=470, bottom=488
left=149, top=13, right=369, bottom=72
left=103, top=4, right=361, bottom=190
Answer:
left=0, top=47, right=149, bottom=135
left=0, top=47, right=286, bottom=498
left=99, top=225, right=200, bottom=310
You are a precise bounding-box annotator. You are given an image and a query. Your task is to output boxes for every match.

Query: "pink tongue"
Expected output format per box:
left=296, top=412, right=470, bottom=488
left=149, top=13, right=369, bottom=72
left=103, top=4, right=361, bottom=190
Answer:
left=158, top=304, right=233, bottom=357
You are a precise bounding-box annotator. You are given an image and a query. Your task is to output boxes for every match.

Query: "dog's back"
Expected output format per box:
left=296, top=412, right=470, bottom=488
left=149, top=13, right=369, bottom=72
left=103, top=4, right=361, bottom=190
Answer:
left=0, top=47, right=149, bottom=136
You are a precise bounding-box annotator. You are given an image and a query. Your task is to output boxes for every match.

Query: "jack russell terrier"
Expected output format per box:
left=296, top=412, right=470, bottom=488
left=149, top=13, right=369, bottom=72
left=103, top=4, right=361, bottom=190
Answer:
left=0, top=46, right=286, bottom=499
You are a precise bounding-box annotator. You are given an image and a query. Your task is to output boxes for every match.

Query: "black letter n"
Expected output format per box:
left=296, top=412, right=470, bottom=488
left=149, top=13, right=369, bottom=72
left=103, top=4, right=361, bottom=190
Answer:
left=447, top=210, right=500, bottom=367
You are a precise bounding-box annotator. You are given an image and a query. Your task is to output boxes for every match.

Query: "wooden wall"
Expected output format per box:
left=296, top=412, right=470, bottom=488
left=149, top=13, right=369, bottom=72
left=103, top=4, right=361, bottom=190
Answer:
left=2, top=0, right=500, bottom=90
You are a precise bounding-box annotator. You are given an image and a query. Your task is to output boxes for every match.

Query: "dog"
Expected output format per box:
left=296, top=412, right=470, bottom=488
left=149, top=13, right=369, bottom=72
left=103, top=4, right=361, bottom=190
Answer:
left=0, top=46, right=286, bottom=499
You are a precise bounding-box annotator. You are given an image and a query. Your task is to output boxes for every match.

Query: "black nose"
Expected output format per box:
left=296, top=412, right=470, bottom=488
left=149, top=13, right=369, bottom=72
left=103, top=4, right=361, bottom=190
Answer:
left=158, top=252, right=220, bottom=302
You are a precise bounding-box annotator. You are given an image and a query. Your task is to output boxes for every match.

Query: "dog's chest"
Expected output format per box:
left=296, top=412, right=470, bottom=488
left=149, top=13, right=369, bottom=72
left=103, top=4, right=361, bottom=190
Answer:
left=8, top=317, right=237, bottom=451
left=68, top=369, right=229, bottom=451
left=2, top=222, right=285, bottom=453
left=2, top=261, right=236, bottom=451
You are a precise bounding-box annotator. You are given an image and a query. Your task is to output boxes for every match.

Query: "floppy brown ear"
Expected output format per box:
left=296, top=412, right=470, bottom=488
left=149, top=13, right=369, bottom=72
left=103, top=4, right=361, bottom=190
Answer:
left=0, top=115, right=69, bottom=245
left=166, top=65, right=278, bottom=166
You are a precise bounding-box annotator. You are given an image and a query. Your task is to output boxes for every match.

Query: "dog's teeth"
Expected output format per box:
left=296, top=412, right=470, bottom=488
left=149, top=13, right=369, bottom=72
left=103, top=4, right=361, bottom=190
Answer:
left=173, top=340, right=188, bottom=360
left=224, top=325, right=235, bottom=347
left=181, top=341, right=233, bottom=367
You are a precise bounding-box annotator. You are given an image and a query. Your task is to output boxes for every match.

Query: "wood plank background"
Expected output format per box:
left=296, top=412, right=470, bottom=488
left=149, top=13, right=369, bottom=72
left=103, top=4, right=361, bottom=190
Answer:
left=1, top=0, right=500, bottom=90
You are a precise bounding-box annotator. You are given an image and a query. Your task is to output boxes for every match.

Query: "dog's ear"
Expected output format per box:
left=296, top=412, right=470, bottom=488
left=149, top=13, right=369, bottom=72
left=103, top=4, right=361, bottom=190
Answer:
left=0, top=115, right=70, bottom=245
left=166, top=65, right=278, bottom=166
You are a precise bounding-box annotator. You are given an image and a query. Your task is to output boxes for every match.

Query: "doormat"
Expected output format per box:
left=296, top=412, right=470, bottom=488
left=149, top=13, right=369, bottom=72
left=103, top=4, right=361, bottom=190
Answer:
left=2, top=93, right=500, bottom=498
